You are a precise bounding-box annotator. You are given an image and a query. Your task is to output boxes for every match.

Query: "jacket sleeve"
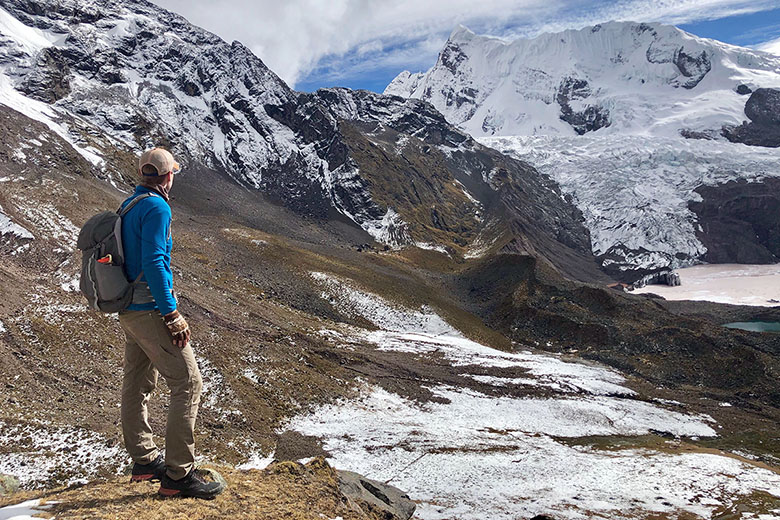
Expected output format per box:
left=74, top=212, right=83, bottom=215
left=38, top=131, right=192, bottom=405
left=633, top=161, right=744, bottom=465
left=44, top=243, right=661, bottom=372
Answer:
left=139, top=203, right=177, bottom=315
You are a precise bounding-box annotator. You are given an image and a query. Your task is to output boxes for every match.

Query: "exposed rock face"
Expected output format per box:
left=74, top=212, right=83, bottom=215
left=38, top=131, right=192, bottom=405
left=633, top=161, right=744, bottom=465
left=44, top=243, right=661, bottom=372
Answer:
left=689, top=178, right=780, bottom=264
left=556, top=77, right=610, bottom=134
left=18, top=48, right=70, bottom=102
left=263, top=86, right=605, bottom=281
left=723, top=88, right=780, bottom=147
left=745, top=88, right=780, bottom=125
left=672, top=48, right=711, bottom=89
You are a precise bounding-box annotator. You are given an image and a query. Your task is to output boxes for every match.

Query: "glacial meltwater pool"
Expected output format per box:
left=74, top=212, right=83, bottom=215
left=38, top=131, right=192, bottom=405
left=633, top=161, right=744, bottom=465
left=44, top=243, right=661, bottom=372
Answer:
left=722, top=321, right=780, bottom=332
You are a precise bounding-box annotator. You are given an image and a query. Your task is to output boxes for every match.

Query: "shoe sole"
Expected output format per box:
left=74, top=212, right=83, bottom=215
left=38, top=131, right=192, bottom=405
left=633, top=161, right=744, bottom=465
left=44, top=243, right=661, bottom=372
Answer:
left=130, top=474, right=162, bottom=483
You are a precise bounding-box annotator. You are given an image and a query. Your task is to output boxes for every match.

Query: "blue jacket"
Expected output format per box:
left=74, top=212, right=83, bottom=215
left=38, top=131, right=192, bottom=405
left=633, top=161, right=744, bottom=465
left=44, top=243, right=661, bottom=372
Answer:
left=120, top=186, right=177, bottom=315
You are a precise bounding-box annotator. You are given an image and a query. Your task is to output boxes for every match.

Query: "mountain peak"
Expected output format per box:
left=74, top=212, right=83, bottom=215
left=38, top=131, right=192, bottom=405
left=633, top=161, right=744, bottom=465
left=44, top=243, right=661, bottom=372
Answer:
left=448, top=24, right=476, bottom=43
left=386, top=20, right=780, bottom=138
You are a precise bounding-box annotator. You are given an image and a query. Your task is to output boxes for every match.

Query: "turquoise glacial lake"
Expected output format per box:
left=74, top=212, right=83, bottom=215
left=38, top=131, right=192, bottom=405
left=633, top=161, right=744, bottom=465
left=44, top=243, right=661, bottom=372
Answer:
left=722, top=321, right=780, bottom=332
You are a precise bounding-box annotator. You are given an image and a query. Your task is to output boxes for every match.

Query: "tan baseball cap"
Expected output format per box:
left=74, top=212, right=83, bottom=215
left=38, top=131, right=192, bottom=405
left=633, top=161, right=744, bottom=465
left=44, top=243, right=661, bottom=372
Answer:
left=138, top=147, right=181, bottom=176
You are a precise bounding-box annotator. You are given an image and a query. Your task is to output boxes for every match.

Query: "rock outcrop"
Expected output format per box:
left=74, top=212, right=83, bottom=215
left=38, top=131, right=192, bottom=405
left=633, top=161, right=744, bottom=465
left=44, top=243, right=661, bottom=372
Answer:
left=723, top=88, right=780, bottom=147
left=689, top=178, right=780, bottom=264
left=338, top=470, right=416, bottom=520
left=556, top=77, right=610, bottom=134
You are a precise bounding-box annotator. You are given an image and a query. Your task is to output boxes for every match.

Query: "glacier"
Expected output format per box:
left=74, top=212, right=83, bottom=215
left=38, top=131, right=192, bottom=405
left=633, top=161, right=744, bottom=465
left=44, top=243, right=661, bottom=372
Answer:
left=481, top=134, right=780, bottom=270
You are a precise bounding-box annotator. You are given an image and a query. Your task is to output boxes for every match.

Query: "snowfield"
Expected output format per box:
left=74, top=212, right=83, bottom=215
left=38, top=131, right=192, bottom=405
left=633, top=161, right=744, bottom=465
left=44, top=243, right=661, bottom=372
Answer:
left=295, top=272, right=780, bottom=519
left=386, top=22, right=780, bottom=139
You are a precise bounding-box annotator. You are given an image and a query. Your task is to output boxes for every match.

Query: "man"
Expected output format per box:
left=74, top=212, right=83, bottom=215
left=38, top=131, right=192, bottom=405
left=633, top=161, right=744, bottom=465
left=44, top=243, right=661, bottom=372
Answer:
left=119, top=147, right=222, bottom=500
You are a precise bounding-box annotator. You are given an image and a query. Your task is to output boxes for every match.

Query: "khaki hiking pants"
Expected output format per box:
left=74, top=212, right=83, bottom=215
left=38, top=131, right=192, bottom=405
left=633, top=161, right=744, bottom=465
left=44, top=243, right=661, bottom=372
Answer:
left=118, top=309, right=202, bottom=480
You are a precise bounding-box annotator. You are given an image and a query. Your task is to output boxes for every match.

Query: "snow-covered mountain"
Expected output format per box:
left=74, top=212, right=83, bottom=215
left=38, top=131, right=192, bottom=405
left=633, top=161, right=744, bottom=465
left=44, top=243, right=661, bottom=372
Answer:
left=756, top=36, right=780, bottom=56
left=0, top=0, right=606, bottom=281
left=386, top=22, right=780, bottom=138
left=387, top=22, right=780, bottom=277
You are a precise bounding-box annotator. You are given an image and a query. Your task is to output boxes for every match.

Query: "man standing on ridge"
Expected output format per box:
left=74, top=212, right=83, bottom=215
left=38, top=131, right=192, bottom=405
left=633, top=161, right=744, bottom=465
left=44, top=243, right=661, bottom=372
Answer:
left=119, top=147, right=222, bottom=500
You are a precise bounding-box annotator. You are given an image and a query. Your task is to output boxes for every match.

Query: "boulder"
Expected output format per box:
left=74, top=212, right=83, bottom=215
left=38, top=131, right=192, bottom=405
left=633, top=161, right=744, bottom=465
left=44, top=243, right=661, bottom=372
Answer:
left=722, top=88, right=780, bottom=147
left=745, top=88, right=780, bottom=125
left=337, top=470, right=416, bottom=520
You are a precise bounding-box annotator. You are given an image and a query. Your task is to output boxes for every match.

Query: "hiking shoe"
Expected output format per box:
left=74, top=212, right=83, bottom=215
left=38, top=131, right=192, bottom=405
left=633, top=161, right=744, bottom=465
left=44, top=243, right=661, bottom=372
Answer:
left=158, top=469, right=224, bottom=500
left=130, top=454, right=166, bottom=483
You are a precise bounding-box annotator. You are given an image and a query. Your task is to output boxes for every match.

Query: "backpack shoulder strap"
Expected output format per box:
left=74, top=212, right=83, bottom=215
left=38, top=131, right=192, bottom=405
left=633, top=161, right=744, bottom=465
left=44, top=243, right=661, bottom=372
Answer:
left=115, top=192, right=159, bottom=286
left=117, top=192, right=159, bottom=217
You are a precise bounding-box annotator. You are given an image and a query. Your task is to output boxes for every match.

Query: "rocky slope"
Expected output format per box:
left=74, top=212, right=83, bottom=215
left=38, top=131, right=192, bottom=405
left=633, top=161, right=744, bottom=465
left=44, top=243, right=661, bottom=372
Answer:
left=386, top=22, right=780, bottom=277
left=723, top=87, right=780, bottom=147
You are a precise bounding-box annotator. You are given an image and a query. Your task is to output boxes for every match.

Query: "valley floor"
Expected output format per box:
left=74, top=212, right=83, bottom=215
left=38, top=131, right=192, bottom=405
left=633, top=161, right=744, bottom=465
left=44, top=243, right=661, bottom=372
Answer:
left=634, top=263, right=780, bottom=307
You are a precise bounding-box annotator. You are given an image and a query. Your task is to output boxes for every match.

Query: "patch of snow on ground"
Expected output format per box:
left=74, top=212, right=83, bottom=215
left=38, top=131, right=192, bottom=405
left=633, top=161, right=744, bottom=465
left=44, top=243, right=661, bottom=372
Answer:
left=59, top=274, right=79, bottom=293
left=413, top=242, right=450, bottom=255
left=197, top=355, right=244, bottom=421
left=237, top=452, right=275, bottom=471
left=0, top=420, right=123, bottom=488
left=312, top=272, right=638, bottom=397
left=363, top=329, right=636, bottom=397
left=7, top=197, right=79, bottom=245
left=311, top=272, right=457, bottom=336
left=0, top=499, right=53, bottom=520
left=359, top=207, right=410, bottom=247
left=0, top=204, right=33, bottom=240
left=633, top=263, right=780, bottom=307
left=290, top=273, right=780, bottom=519
left=288, top=382, right=779, bottom=520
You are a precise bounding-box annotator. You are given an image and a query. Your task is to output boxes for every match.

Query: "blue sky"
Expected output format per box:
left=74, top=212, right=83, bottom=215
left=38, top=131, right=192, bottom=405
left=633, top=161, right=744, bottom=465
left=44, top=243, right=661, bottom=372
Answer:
left=158, top=0, right=780, bottom=93
left=678, top=7, right=780, bottom=47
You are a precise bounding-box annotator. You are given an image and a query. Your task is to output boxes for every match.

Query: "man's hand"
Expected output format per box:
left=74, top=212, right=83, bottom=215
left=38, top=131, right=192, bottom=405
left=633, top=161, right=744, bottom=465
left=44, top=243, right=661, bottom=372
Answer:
left=163, top=310, right=191, bottom=349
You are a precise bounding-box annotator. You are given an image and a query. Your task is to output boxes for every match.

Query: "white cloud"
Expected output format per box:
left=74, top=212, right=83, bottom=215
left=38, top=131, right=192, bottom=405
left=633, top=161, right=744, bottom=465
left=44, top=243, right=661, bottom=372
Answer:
left=155, top=0, right=779, bottom=89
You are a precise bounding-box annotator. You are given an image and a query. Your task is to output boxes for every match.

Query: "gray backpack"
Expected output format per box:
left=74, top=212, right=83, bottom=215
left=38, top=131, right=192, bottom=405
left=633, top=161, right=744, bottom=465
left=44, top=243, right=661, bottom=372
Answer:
left=77, top=193, right=157, bottom=313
